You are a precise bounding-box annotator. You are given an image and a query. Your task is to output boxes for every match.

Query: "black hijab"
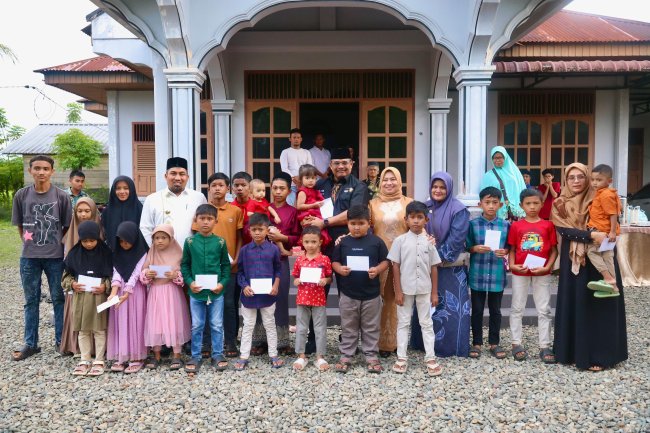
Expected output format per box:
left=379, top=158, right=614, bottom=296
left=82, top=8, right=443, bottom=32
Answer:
left=102, top=176, right=143, bottom=250
left=64, top=221, right=113, bottom=279
left=113, top=221, right=149, bottom=280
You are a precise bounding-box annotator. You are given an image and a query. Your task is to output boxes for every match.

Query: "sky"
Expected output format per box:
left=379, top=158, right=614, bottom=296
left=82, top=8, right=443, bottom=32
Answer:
left=1, top=0, right=650, bottom=131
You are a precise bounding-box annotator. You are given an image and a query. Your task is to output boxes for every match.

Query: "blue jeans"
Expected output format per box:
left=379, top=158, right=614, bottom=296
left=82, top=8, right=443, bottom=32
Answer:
left=189, top=295, right=224, bottom=361
left=19, top=257, right=65, bottom=348
left=287, top=184, right=298, bottom=206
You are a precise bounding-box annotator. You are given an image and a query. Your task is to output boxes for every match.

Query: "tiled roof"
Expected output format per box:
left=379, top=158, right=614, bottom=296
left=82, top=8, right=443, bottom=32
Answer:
left=520, top=10, right=650, bottom=43
left=494, top=60, right=650, bottom=74
left=35, top=56, right=131, bottom=73
left=1, top=124, right=108, bottom=155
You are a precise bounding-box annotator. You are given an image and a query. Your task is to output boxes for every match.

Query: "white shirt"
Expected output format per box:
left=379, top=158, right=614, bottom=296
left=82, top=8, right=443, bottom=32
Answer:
left=280, top=147, right=313, bottom=180
left=309, top=146, right=331, bottom=175
left=387, top=231, right=441, bottom=295
left=140, top=188, right=207, bottom=248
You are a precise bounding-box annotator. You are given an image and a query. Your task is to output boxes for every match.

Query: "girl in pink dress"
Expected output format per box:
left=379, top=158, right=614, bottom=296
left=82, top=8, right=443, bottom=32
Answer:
left=140, top=224, right=191, bottom=370
left=295, top=164, right=331, bottom=247
left=107, top=221, right=149, bottom=373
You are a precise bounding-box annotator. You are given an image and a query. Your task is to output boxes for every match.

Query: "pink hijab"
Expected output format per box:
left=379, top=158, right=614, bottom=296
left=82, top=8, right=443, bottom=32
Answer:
left=142, top=224, right=183, bottom=284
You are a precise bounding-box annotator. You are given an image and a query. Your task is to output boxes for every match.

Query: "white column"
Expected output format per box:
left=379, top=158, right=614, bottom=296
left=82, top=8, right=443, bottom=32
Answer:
left=164, top=68, right=206, bottom=190
left=453, top=67, right=494, bottom=206
left=153, top=56, right=171, bottom=191
left=428, top=98, right=452, bottom=175
left=614, top=89, right=630, bottom=195
left=106, top=91, right=119, bottom=185
left=211, top=100, right=236, bottom=177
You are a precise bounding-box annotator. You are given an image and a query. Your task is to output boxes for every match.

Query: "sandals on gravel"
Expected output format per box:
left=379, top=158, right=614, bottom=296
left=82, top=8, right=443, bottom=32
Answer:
left=224, top=343, right=239, bottom=358
left=469, top=346, right=481, bottom=359
left=489, top=345, right=507, bottom=359
left=124, top=361, right=143, bottom=374
left=334, top=357, right=352, bottom=373
left=234, top=359, right=249, bottom=371
left=270, top=357, right=285, bottom=369
left=184, top=358, right=201, bottom=374
left=111, top=362, right=126, bottom=373
left=366, top=360, right=383, bottom=374
left=314, top=358, right=329, bottom=372
left=512, top=345, right=528, bottom=361
left=212, top=357, right=228, bottom=371
left=72, top=361, right=91, bottom=376
left=392, top=358, right=408, bottom=374
left=587, top=365, right=605, bottom=372
left=170, top=357, right=184, bottom=371
left=251, top=344, right=268, bottom=356
left=293, top=357, right=308, bottom=371
left=539, top=348, right=556, bottom=364
left=12, top=344, right=41, bottom=362
left=426, top=360, right=443, bottom=377
left=87, top=361, right=105, bottom=377
left=145, top=357, right=160, bottom=370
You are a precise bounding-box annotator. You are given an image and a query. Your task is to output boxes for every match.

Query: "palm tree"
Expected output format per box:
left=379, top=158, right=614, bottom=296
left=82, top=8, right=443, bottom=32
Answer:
left=0, top=43, right=17, bottom=63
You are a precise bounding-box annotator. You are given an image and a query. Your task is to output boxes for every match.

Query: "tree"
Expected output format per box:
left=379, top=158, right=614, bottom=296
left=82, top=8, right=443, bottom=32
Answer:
left=0, top=157, right=24, bottom=205
left=0, top=43, right=17, bottom=63
left=66, top=102, right=83, bottom=123
left=0, top=108, right=25, bottom=149
left=51, top=128, right=103, bottom=171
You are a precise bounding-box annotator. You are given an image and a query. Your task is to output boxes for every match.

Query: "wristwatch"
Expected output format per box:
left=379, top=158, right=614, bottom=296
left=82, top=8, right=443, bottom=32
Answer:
left=323, top=218, right=329, bottom=227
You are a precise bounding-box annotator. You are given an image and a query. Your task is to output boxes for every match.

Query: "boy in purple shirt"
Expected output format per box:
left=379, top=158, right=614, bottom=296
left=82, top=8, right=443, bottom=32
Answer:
left=235, top=213, right=284, bottom=369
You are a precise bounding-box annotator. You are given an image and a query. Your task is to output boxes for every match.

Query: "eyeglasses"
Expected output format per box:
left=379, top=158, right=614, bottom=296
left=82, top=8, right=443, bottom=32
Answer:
left=567, top=175, right=586, bottom=182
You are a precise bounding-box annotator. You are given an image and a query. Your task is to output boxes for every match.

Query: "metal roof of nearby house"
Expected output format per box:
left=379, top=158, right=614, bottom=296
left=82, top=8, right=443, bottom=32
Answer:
left=1, top=123, right=108, bottom=155
left=35, top=56, right=132, bottom=73
left=520, top=10, right=650, bottom=43
left=494, top=59, right=650, bottom=74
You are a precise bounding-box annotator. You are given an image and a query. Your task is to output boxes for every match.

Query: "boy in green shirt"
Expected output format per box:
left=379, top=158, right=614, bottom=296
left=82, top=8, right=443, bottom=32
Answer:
left=181, top=204, right=231, bottom=374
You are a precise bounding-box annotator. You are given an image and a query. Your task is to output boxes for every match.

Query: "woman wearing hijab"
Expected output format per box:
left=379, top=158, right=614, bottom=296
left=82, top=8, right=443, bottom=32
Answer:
left=369, top=167, right=413, bottom=357
left=551, top=163, right=627, bottom=371
left=411, top=172, right=471, bottom=357
left=480, top=146, right=527, bottom=220
left=102, top=176, right=143, bottom=251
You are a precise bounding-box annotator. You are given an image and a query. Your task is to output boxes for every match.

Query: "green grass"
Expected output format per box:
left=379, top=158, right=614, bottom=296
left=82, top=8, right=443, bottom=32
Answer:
left=0, top=218, right=22, bottom=268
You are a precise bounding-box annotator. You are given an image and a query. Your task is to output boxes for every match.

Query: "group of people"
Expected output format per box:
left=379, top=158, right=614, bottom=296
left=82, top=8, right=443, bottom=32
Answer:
left=10, top=139, right=627, bottom=376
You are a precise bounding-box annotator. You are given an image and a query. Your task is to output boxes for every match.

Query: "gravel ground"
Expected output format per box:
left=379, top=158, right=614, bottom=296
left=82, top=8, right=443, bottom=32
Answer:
left=0, top=267, right=648, bottom=433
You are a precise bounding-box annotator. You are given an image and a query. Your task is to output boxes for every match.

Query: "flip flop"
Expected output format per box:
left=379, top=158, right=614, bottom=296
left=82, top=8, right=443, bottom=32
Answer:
left=234, top=359, right=249, bottom=371
left=270, top=357, right=285, bottom=369
left=587, top=280, right=614, bottom=293
left=124, top=361, right=143, bottom=374
left=594, top=291, right=620, bottom=298
left=111, top=362, right=126, bottom=373
left=366, top=360, right=383, bottom=374
left=334, top=357, right=352, bottom=373
left=426, top=360, right=443, bottom=377
left=392, top=358, right=408, bottom=374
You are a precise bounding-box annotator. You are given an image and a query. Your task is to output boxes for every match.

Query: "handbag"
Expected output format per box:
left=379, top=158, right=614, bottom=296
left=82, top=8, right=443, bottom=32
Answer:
left=492, top=168, right=518, bottom=222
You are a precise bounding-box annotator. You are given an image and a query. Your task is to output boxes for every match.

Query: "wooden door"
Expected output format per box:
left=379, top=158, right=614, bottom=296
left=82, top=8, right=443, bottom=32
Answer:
left=246, top=101, right=297, bottom=183
left=132, top=122, right=156, bottom=196
left=360, top=100, right=413, bottom=196
left=628, top=128, right=644, bottom=194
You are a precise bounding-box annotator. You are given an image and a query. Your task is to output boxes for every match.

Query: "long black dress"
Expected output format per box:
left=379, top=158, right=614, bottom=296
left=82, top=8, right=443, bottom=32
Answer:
left=553, top=227, right=628, bottom=369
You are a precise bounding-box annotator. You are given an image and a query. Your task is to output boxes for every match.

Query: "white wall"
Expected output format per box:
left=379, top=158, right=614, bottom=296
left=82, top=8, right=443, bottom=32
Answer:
left=114, top=91, right=155, bottom=179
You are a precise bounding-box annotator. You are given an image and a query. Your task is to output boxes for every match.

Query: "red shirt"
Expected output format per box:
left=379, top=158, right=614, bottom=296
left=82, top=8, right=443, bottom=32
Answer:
left=291, top=253, right=332, bottom=306
left=507, top=219, right=557, bottom=276
left=233, top=198, right=251, bottom=245
left=537, top=182, right=561, bottom=220
left=245, top=198, right=271, bottom=217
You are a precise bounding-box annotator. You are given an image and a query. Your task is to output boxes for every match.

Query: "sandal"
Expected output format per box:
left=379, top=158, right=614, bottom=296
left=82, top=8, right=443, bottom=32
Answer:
left=469, top=346, right=481, bottom=359
left=145, top=357, right=160, bottom=370
left=593, top=291, right=620, bottom=298
left=224, top=342, right=239, bottom=358
left=366, top=360, right=383, bottom=374
left=211, top=357, right=228, bottom=371
left=489, top=345, right=507, bottom=360
left=392, top=358, right=408, bottom=374
left=72, top=361, right=91, bottom=376
left=334, top=357, right=352, bottom=373
left=184, top=358, right=201, bottom=374
left=293, top=357, right=308, bottom=371
left=588, top=365, right=604, bottom=372
left=234, top=359, right=249, bottom=371
left=587, top=280, right=614, bottom=293
left=314, top=358, right=329, bottom=372
left=251, top=344, right=268, bottom=356
left=426, top=359, right=443, bottom=377
left=87, top=361, right=105, bottom=377
left=124, top=361, right=143, bottom=374
left=111, top=362, right=126, bottom=373
left=12, top=344, right=41, bottom=362
left=170, top=357, right=184, bottom=371
left=539, top=348, right=556, bottom=364
left=512, top=345, right=528, bottom=361
left=270, top=357, right=285, bottom=369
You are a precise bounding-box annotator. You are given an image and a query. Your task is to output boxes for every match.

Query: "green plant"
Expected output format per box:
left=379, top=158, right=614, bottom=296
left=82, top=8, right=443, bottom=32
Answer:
left=51, top=128, right=103, bottom=171
left=0, top=157, right=24, bottom=206
left=66, top=102, right=83, bottom=123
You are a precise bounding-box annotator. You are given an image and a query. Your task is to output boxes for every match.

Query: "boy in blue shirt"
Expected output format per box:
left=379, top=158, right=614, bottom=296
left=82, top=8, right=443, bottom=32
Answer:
left=466, top=187, right=510, bottom=360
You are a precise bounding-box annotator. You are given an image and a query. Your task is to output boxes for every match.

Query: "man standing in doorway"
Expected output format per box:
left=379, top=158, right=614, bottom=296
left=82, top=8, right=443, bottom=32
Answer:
left=66, top=170, right=89, bottom=207
left=140, top=157, right=207, bottom=247
left=309, top=132, right=331, bottom=179
left=280, top=128, right=313, bottom=205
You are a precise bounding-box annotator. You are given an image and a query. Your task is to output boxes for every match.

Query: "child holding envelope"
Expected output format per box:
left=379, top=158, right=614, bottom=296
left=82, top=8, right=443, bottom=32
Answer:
left=181, top=205, right=231, bottom=375
left=507, top=189, right=558, bottom=364
left=331, top=205, right=389, bottom=374
left=61, top=221, right=113, bottom=376
left=235, top=213, right=283, bottom=370
left=291, top=226, right=332, bottom=371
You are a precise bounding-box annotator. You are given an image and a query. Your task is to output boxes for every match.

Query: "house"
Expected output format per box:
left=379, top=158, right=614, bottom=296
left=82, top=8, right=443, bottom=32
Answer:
left=1, top=123, right=109, bottom=192
left=36, top=1, right=650, bottom=200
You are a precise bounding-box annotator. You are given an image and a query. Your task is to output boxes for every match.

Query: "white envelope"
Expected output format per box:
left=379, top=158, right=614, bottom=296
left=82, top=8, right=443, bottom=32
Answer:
left=347, top=256, right=370, bottom=271
left=150, top=265, right=171, bottom=278
left=523, top=254, right=546, bottom=269
left=195, top=274, right=219, bottom=291
left=598, top=237, right=618, bottom=252
left=320, top=198, right=334, bottom=219
left=228, top=254, right=234, bottom=264
left=299, top=267, right=322, bottom=284
left=484, top=230, right=502, bottom=251
left=78, top=275, right=101, bottom=292
left=251, top=278, right=273, bottom=294
left=96, top=295, right=120, bottom=313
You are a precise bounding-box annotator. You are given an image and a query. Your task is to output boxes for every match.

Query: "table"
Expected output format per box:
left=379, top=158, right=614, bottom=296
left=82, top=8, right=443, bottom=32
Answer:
left=617, top=225, right=650, bottom=287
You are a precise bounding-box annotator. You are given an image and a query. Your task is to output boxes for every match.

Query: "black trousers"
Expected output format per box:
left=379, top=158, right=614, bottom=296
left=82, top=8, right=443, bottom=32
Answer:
left=470, top=289, right=503, bottom=346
